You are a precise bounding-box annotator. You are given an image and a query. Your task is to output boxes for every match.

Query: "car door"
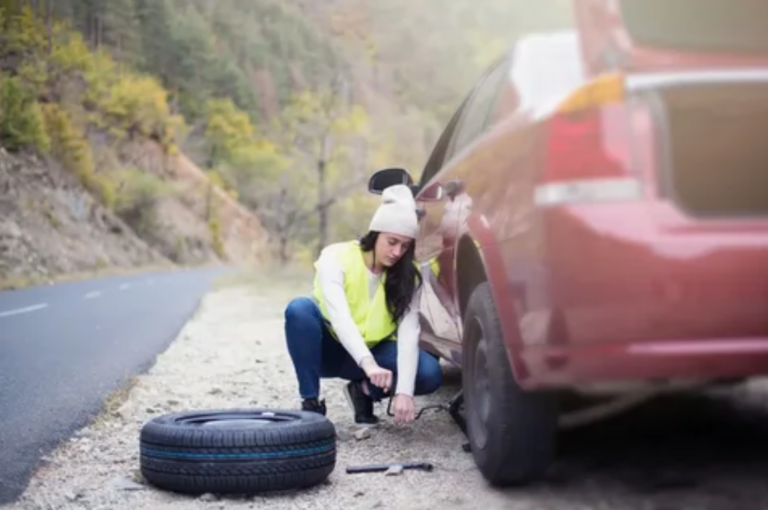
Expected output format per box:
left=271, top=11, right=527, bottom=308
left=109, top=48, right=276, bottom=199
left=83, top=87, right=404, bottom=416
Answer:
left=416, top=56, right=514, bottom=349
left=413, top=99, right=469, bottom=358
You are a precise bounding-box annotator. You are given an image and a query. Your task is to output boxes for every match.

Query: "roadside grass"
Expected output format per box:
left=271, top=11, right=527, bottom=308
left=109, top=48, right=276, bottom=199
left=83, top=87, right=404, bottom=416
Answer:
left=213, top=262, right=314, bottom=300
left=0, top=263, right=182, bottom=292
left=100, top=373, right=140, bottom=421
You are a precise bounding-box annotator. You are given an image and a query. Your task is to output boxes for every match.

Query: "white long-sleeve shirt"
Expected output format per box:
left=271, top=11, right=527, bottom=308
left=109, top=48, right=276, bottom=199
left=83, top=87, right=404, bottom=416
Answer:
left=315, top=249, right=421, bottom=396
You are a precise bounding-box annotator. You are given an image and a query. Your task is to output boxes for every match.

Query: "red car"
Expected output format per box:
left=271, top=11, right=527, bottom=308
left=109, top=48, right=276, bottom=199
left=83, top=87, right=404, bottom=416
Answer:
left=368, top=0, right=768, bottom=487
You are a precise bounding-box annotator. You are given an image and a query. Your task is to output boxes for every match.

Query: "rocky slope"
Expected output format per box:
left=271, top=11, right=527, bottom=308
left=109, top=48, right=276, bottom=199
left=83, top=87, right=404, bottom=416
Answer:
left=0, top=148, right=166, bottom=285
left=0, top=144, right=269, bottom=288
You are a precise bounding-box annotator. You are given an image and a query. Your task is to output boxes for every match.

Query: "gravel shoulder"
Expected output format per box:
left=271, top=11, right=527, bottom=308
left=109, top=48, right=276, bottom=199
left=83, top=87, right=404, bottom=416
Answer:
left=6, top=271, right=768, bottom=510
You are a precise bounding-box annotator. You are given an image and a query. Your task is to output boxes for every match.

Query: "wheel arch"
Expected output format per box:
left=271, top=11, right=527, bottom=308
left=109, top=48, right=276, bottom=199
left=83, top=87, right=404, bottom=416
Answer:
left=455, top=224, right=531, bottom=384
left=456, top=235, right=488, bottom=321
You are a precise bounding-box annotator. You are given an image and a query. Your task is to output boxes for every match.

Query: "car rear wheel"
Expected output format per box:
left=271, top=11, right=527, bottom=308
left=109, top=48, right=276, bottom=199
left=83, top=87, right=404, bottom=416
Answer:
left=462, top=282, right=558, bottom=486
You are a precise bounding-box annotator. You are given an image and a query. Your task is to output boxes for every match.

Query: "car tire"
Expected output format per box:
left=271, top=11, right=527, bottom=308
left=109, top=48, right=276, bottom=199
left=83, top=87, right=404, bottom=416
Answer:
left=139, top=408, right=336, bottom=494
left=462, top=282, right=558, bottom=486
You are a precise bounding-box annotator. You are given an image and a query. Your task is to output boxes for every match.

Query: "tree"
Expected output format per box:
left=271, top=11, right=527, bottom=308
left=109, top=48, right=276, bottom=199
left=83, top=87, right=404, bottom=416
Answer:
left=96, top=0, right=143, bottom=66
left=203, top=97, right=255, bottom=170
left=251, top=151, right=309, bottom=265
left=226, top=81, right=372, bottom=265
left=278, top=80, right=370, bottom=257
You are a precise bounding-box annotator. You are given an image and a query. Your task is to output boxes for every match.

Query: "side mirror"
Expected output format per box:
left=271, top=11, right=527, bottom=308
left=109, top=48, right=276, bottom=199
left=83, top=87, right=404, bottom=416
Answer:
left=368, top=167, right=414, bottom=194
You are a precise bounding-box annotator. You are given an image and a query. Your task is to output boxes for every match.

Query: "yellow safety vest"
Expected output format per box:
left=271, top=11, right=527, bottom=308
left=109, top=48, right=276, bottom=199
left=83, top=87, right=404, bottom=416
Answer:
left=313, top=240, right=397, bottom=347
left=429, top=257, right=440, bottom=278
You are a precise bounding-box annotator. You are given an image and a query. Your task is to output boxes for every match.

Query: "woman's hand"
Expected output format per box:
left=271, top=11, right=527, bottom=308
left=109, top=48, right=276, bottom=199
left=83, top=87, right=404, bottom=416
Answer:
left=360, top=357, right=393, bottom=393
left=392, top=394, right=415, bottom=425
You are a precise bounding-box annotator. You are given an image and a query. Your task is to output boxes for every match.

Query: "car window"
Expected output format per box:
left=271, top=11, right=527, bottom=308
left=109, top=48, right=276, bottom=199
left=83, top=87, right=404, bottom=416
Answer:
left=417, top=95, right=471, bottom=189
left=444, top=56, right=511, bottom=162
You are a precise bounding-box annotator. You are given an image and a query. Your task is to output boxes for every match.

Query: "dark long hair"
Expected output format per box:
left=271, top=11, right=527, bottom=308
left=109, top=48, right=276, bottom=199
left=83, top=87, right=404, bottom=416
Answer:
left=359, top=231, right=423, bottom=324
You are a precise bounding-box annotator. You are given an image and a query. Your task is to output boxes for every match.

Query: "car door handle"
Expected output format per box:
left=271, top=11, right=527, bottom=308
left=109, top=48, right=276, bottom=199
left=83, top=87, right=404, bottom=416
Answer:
left=444, top=180, right=464, bottom=199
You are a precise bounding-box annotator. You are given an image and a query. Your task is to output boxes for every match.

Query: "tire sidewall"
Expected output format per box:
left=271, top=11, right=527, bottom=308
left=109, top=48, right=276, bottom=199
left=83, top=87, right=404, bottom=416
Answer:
left=461, top=281, right=558, bottom=483
left=462, top=282, right=503, bottom=471
left=139, top=408, right=337, bottom=494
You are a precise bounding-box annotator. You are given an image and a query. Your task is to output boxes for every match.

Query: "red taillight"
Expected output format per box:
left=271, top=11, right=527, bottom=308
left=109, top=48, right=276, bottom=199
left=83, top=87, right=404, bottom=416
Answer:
left=536, top=100, right=652, bottom=206
left=543, top=108, right=621, bottom=183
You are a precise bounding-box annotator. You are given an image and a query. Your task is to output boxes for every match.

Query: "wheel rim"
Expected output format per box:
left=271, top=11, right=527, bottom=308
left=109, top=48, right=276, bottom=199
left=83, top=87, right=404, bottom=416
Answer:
left=175, top=411, right=299, bottom=429
left=469, top=317, right=491, bottom=450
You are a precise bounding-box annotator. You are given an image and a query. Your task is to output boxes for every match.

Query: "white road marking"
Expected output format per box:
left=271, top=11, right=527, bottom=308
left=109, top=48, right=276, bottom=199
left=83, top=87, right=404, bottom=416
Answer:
left=119, top=283, right=131, bottom=291
left=84, top=291, right=101, bottom=299
left=0, top=303, right=48, bottom=318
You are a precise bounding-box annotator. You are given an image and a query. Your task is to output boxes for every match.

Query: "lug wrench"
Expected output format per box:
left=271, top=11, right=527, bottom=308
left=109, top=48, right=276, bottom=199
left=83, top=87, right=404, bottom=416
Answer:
left=345, top=462, right=434, bottom=474
left=385, top=390, right=471, bottom=452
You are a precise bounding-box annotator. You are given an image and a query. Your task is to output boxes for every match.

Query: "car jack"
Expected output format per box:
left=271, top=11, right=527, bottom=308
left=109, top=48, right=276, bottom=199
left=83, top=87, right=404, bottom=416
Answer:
left=386, top=389, right=471, bottom=453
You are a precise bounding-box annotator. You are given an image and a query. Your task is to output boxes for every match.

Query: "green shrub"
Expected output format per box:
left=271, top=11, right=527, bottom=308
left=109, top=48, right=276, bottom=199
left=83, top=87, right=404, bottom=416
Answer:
left=0, top=4, right=48, bottom=56
left=39, top=102, right=117, bottom=207
left=0, top=74, right=50, bottom=152
left=112, top=168, right=173, bottom=234
left=208, top=215, right=226, bottom=259
left=41, top=102, right=92, bottom=176
left=50, top=30, right=94, bottom=77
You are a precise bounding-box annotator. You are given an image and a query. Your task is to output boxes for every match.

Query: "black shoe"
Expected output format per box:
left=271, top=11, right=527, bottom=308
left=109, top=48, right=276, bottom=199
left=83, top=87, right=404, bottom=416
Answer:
left=301, top=397, right=327, bottom=416
left=343, top=381, right=379, bottom=425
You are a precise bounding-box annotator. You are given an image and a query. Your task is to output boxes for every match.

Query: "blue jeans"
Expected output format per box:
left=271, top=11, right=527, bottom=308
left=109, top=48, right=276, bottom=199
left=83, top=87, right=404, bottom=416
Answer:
left=284, top=297, right=443, bottom=402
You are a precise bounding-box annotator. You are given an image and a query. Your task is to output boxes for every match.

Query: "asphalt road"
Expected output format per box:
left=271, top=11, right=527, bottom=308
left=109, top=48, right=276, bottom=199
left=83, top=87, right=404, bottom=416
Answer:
left=0, top=267, right=228, bottom=504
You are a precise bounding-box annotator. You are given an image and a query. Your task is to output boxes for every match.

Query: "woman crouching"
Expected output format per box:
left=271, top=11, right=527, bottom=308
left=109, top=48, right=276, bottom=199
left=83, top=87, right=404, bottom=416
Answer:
left=283, top=184, right=443, bottom=425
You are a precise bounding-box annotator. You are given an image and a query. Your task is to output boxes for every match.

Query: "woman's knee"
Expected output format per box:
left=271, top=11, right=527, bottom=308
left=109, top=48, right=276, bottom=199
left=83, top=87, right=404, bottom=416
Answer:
left=415, top=353, right=443, bottom=395
left=284, top=297, right=323, bottom=346
left=284, top=296, right=319, bottom=322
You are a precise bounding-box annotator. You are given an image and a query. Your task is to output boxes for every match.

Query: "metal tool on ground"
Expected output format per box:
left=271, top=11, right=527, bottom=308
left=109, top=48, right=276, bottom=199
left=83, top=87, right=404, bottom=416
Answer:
left=385, top=389, right=470, bottom=452
left=385, top=390, right=464, bottom=426
left=345, top=462, right=434, bottom=474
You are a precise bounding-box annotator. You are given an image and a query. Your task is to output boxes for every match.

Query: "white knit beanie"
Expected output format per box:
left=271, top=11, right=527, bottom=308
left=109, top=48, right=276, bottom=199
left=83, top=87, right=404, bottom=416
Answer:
left=368, top=184, right=418, bottom=239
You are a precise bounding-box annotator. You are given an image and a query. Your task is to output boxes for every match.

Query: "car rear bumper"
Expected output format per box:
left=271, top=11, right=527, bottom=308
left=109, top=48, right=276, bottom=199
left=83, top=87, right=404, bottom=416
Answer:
left=522, top=200, right=768, bottom=386
left=526, top=336, right=768, bottom=389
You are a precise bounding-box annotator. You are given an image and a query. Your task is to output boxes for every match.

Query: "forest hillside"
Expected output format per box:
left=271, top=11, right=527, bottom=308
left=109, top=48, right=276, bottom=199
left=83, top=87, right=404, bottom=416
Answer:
left=0, top=0, right=572, bottom=287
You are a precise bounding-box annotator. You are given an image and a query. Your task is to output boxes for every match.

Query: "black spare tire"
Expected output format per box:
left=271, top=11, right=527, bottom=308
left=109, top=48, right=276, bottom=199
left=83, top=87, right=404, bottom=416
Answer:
left=139, top=408, right=336, bottom=494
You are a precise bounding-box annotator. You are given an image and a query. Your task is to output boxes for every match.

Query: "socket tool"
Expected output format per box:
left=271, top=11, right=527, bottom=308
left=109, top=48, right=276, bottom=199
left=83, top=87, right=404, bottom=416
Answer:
left=345, top=462, right=434, bottom=474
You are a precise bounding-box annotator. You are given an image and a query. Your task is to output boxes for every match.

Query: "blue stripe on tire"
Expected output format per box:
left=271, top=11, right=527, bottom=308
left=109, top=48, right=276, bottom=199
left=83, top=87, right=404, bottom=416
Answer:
left=140, top=443, right=334, bottom=460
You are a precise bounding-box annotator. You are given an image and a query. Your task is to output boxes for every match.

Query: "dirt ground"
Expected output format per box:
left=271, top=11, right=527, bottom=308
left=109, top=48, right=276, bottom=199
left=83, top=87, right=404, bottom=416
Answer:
left=6, top=270, right=768, bottom=510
